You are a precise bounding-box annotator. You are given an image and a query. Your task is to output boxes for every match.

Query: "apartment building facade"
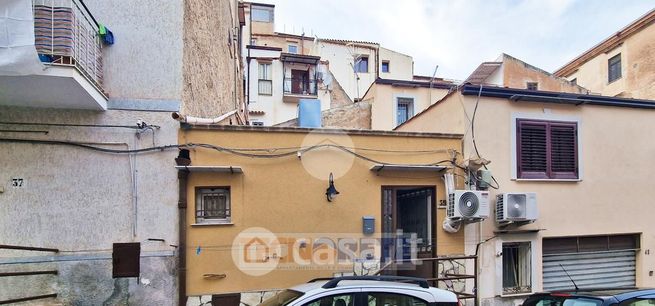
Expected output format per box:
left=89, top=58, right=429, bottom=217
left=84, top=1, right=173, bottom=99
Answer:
left=397, top=61, right=655, bottom=305
left=241, top=2, right=421, bottom=127
left=554, top=9, right=655, bottom=99
left=0, top=0, right=244, bottom=304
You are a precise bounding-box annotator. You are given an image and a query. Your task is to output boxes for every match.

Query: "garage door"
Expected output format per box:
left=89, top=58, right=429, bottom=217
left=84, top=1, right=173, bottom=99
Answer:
left=542, top=234, right=639, bottom=291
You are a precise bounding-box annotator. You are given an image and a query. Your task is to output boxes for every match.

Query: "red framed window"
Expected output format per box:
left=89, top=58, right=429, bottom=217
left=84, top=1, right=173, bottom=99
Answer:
left=517, top=119, right=578, bottom=179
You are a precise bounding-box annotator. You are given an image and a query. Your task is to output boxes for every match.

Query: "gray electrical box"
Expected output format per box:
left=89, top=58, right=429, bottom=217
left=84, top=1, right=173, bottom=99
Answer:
left=362, top=216, right=375, bottom=235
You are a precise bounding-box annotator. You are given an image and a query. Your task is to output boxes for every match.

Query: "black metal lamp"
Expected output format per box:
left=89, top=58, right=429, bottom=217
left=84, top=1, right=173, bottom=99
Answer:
left=325, top=172, right=339, bottom=202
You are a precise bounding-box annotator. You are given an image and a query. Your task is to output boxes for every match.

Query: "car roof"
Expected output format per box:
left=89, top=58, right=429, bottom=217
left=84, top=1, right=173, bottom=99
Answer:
left=291, top=280, right=430, bottom=292
left=290, top=280, right=458, bottom=302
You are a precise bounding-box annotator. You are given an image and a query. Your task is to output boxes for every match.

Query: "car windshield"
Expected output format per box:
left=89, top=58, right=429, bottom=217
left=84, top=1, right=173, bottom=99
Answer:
left=523, top=295, right=603, bottom=306
left=259, top=290, right=304, bottom=306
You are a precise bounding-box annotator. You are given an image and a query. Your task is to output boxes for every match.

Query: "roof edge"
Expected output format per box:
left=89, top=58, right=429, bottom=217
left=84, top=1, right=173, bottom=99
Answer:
left=181, top=124, right=463, bottom=139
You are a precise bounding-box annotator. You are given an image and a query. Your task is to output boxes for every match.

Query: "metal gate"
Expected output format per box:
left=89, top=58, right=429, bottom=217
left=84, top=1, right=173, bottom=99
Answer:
left=543, top=249, right=636, bottom=291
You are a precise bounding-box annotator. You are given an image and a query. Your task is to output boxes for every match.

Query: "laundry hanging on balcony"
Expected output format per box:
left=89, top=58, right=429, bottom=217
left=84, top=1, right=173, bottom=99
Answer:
left=98, top=24, right=114, bottom=45
left=0, top=0, right=44, bottom=75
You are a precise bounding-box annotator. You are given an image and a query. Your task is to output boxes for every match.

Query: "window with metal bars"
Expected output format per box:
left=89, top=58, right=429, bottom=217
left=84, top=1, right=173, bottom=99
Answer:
left=196, top=187, right=231, bottom=223
left=517, top=119, right=578, bottom=179
left=608, top=54, right=622, bottom=83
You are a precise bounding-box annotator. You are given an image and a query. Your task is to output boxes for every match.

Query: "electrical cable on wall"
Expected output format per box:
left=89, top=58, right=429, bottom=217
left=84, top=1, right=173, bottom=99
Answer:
left=468, top=86, right=500, bottom=189
left=0, top=138, right=461, bottom=168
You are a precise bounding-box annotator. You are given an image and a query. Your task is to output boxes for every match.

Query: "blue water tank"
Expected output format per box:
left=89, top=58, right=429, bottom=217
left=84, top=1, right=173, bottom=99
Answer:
left=298, top=99, right=321, bottom=128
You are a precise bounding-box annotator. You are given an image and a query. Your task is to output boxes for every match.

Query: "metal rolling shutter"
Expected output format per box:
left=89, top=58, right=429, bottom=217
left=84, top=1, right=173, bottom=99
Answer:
left=542, top=235, right=638, bottom=291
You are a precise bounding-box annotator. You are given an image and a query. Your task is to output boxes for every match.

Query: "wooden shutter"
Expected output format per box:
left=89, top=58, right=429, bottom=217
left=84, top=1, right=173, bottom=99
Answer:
left=517, top=120, right=548, bottom=179
left=517, top=119, right=578, bottom=179
left=550, top=123, right=577, bottom=179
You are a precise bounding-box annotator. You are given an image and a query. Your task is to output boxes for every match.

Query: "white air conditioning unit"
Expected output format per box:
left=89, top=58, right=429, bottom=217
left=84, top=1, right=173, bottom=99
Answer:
left=496, top=193, right=538, bottom=223
left=447, top=190, right=490, bottom=220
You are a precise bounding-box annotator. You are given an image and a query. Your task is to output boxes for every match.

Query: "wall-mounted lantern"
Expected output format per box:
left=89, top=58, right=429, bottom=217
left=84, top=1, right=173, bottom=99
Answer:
left=325, top=172, right=339, bottom=202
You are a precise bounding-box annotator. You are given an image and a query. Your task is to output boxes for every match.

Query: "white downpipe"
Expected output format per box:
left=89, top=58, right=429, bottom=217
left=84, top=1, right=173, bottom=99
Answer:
left=171, top=110, right=238, bottom=125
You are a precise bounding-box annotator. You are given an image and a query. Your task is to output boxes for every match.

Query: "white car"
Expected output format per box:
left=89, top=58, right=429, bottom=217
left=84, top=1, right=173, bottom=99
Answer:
left=259, top=276, right=460, bottom=306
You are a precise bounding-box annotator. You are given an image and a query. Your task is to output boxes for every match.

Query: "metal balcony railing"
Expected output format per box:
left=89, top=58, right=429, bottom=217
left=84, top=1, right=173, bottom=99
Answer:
left=32, top=0, right=104, bottom=91
left=283, top=78, right=317, bottom=96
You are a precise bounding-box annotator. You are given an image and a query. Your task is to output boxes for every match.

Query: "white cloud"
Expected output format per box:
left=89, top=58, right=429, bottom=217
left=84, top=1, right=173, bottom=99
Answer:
left=266, top=0, right=654, bottom=80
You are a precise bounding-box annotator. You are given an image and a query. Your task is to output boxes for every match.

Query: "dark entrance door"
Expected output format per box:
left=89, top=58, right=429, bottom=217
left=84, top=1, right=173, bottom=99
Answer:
left=291, top=69, right=308, bottom=94
left=381, top=187, right=435, bottom=279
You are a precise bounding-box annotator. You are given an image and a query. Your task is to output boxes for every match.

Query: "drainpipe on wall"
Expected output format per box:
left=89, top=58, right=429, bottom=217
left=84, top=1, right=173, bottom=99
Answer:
left=176, top=162, right=189, bottom=306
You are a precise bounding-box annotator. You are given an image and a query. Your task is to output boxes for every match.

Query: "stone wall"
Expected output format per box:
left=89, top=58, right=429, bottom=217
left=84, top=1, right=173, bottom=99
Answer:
left=182, top=0, right=246, bottom=122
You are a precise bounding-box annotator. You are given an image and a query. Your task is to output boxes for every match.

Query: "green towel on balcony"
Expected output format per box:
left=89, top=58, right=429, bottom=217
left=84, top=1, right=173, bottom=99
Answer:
left=98, top=24, right=107, bottom=35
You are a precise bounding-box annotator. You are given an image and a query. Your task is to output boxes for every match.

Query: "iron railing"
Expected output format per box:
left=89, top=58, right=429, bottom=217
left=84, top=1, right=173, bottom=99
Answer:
left=32, top=0, right=104, bottom=91
left=283, top=78, right=317, bottom=96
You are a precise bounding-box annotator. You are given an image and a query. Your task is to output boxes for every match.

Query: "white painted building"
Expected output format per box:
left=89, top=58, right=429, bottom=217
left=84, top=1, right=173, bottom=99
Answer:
left=242, top=2, right=418, bottom=126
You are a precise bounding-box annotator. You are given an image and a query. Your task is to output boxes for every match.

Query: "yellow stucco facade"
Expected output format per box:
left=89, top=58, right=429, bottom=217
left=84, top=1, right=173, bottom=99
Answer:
left=179, top=126, right=465, bottom=296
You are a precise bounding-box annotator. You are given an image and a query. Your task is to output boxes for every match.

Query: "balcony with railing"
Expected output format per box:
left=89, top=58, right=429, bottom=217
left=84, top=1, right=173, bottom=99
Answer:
left=0, top=0, right=107, bottom=110
left=280, top=53, right=320, bottom=103
left=283, top=77, right=317, bottom=96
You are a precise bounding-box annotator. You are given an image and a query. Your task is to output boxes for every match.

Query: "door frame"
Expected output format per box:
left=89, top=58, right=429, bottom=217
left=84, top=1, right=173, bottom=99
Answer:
left=381, top=185, right=438, bottom=260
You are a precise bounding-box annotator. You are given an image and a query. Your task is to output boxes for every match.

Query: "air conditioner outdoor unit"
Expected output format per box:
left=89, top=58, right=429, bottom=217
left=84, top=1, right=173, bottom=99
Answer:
left=447, top=190, right=490, bottom=220
left=496, top=193, right=538, bottom=223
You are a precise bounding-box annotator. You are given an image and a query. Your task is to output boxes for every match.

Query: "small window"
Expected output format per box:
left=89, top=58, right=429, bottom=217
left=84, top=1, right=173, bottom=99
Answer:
left=516, top=119, right=578, bottom=179
left=396, top=97, right=414, bottom=126
left=288, top=45, right=298, bottom=54
left=196, top=187, right=231, bottom=223
left=526, top=82, right=538, bottom=90
left=251, top=6, right=273, bottom=23
left=251, top=121, right=264, bottom=126
left=502, top=242, right=532, bottom=294
left=354, top=56, right=369, bottom=73
left=608, top=53, right=622, bottom=83
left=381, top=61, right=390, bottom=73
left=303, top=294, right=355, bottom=306
left=258, top=63, right=272, bottom=95
left=366, top=292, right=428, bottom=306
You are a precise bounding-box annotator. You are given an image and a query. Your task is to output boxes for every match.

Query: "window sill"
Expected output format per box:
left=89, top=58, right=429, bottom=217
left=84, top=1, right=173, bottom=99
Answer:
left=499, top=292, right=534, bottom=298
left=191, top=222, right=234, bottom=227
left=512, top=178, right=581, bottom=182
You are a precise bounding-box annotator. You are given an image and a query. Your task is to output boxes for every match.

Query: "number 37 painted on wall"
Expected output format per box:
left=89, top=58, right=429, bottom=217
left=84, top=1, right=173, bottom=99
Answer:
left=11, top=178, right=24, bottom=188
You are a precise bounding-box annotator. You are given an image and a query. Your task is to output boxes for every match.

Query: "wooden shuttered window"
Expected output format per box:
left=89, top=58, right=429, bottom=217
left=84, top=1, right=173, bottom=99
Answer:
left=517, top=119, right=578, bottom=179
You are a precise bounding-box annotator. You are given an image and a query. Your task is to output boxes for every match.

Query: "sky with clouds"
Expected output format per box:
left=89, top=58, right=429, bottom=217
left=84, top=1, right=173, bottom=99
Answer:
left=259, top=0, right=654, bottom=80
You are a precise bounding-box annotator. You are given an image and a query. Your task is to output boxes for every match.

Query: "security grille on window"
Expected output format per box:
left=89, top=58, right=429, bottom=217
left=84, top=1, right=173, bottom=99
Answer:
left=396, top=98, right=414, bottom=125
left=526, top=82, right=538, bottom=90
left=517, top=119, right=578, bottom=179
left=196, top=187, right=231, bottom=223
left=502, top=242, right=532, bottom=294
left=608, top=54, right=622, bottom=83
left=258, top=63, right=272, bottom=95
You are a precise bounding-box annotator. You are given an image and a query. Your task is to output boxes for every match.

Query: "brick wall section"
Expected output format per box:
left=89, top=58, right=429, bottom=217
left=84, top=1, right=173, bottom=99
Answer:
left=182, top=0, right=246, bottom=123
left=326, top=69, right=354, bottom=108
left=276, top=101, right=371, bottom=129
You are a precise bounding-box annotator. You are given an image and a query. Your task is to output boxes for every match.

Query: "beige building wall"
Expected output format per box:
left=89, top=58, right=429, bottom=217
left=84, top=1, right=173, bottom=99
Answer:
left=182, top=0, right=246, bottom=122
left=397, top=91, right=655, bottom=303
left=556, top=11, right=655, bottom=99
left=379, top=47, right=414, bottom=80
left=253, top=34, right=315, bottom=55
left=180, top=126, right=465, bottom=295
left=363, top=83, right=451, bottom=131
left=500, top=55, right=585, bottom=93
